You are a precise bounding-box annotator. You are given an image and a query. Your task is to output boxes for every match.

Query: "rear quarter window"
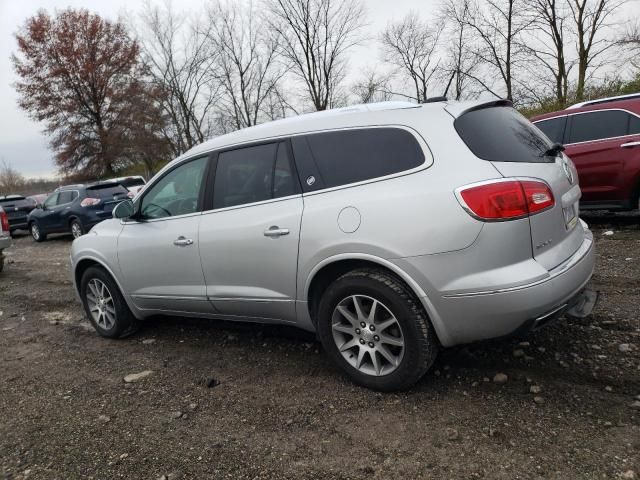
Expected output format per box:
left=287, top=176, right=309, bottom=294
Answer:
left=455, top=106, right=553, bottom=163
left=534, top=116, right=566, bottom=144
left=294, top=128, right=425, bottom=191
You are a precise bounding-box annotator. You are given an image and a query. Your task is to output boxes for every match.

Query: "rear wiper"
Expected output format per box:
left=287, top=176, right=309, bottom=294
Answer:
left=542, top=142, right=565, bottom=157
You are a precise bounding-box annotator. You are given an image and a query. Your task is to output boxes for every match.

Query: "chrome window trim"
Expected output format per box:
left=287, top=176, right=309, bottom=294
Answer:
left=533, top=108, right=640, bottom=146
left=150, top=124, right=434, bottom=207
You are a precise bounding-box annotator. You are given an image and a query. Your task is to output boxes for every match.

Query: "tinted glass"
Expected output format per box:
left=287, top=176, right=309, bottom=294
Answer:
left=535, top=117, right=566, bottom=144
left=87, top=184, right=129, bottom=199
left=44, top=193, right=58, bottom=208
left=273, top=143, right=297, bottom=198
left=302, top=128, right=425, bottom=189
left=567, top=110, right=628, bottom=143
left=141, top=157, right=208, bottom=219
left=455, top=106, right=553, bottom=162
left=629, top=114, right=640, bottom=134
left=214, top=143, right=278, bottom=208
left=120, top=177, right=145, bottom=188
left=57, top=191, right=75, bottom=204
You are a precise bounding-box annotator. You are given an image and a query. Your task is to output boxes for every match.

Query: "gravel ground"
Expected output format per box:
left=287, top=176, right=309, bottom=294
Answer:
left=1, top=214, right=639, bottom=480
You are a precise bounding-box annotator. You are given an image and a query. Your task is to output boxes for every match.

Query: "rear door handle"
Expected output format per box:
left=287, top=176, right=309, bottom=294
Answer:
left=173, top=236, right=194, bottom=246
left=264, top=226, right=290, bottom=237
left=620, top=141, right=640, bottom=148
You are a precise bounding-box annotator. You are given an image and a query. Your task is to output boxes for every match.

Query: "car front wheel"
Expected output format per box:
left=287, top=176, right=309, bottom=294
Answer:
left=80, top=266, right=139, bottom=338
left=317, top=268, right=438, bottom=391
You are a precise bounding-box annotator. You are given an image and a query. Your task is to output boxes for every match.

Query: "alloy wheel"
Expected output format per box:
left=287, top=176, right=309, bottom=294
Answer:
left=31, top=224, right=39, bottom=240
left=331, top=294, right=405, bottom=376
left=86, top=278, right=116, bottom=330
left=71, top=222, right=82, bottom=239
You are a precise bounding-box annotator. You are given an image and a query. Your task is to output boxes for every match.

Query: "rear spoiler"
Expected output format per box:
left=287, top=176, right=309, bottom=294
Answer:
left=444, top=99, right=513, bottom=118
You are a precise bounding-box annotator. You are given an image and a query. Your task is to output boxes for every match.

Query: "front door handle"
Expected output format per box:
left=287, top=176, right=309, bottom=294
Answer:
left=620, top=141, right=640, bottom=148
left=264, top=226, right=290, bottom=237
left=173, top=236, right=194, bottom=246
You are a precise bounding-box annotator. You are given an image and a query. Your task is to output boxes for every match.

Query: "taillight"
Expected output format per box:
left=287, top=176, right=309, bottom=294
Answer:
left=80, top=198, right=101, bottom=207
left=458, top=179, right=554, bottom=221
left=0, top=209, right=9, bottom=232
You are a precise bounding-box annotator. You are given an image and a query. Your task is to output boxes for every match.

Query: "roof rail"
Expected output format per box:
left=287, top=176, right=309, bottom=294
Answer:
left=567, top=92, right=640, bottom=109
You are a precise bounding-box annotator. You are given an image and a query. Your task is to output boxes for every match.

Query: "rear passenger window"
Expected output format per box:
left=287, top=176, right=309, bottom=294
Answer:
left=296, top=128, right=424, bottom=190
left=213, top=141, right=298, bottom=209
left=535, top=117, right=566, bottom=144
left=566, top=110, right=628, bottom=143
left=57, top=191, right=75, bottom=204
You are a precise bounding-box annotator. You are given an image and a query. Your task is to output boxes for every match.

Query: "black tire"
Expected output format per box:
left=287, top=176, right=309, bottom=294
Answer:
left=70, top=218, right=84, bottom=239
left=30, top=222, right=46, bottom=242
left=80, top=266, right=140, bottom=338
left=0, top=254, right=4, bottom=273
left=317, top=268, right=438, bottom=391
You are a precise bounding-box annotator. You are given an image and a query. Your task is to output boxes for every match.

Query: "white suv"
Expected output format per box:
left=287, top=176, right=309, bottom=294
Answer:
left=71, top=100, right=596, bottom=390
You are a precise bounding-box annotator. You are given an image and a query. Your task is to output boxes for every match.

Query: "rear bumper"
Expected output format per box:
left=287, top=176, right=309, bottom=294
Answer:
left=400, top=226, right=595, bottom=347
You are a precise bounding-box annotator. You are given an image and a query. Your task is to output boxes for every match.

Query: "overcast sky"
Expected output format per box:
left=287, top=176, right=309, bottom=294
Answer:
left=0, top=0, right=440, bottom=179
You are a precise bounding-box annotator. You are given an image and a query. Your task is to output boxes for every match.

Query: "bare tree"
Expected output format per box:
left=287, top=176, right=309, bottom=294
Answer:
left=351, top=69, right=393, bottom=104
left=381, top=12, right=444, bottom=103
left=569, top=0, right=625, bottom=100
left=452, top=0, right=532, bottom=101
left=207, top=1, right=284, bottom=129
left=0, top=160, right=26, bottom=194
left=266, top=0, right=367, bottom=111
left=138, top=1, right=220, bottom=156
left=521, top=0, right=573, bottom=106
left=440, top=0, right=481, bottom=100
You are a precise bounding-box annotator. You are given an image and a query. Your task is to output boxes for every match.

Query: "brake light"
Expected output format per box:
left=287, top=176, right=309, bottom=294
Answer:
left=458, top=179, right=554, bottom=221
left=80, top=198, right=101, bottom=207
left=0, top=209, right=8, bottom=232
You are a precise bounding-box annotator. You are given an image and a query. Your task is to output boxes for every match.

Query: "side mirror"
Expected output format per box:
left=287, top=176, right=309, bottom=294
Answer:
left=113, top=199, right=135, bottom=219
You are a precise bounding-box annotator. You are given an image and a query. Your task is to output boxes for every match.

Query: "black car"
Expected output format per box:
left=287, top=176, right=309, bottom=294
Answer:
left=0, top=195, right=36, bottom=234
left=27, top=182, right=129, bottom=242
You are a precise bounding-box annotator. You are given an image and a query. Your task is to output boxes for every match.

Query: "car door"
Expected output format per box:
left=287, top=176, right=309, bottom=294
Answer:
left=38, top=192, right=63, bottom=232
left=117, top=155, right=214, bottom=315
left=199, top=141, right=303, bottom=322
left=564, top=110, right=633, bottom=204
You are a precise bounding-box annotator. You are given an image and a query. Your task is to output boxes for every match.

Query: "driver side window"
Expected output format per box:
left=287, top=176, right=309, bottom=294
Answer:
left=44, top=193, right=59, bottom=208
left=140, top=157, right=208, bottom=219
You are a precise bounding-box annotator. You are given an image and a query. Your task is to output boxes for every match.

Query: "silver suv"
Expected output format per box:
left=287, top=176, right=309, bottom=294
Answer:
left=71, top=100, right=596, bottom=391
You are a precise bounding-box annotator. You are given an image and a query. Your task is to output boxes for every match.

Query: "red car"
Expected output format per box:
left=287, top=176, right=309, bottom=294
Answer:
left=531, top=93, right=640, bottom=211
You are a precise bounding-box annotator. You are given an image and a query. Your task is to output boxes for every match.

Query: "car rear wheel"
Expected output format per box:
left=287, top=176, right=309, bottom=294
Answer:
left=80, top=266, right=139, bottom=338
left=30, top=222, right=46, bottom=242
left=317, top=268, right=438, bottom=391
left=70, top=219, right=84, bottom=239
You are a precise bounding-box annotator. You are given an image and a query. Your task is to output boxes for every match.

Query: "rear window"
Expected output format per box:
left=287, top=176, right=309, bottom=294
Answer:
left=119, top=177, right=145, bottom=188
left=455, top=106, right=553, bottom=163
left=87, top=184, right=128, bottom=198
left=293, top=128, right=425, bottom=191
left=0, top=196, right=25, bottom=203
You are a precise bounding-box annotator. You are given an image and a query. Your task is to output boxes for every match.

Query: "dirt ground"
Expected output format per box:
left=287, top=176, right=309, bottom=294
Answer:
left=1, top=214, right=639, bottom=480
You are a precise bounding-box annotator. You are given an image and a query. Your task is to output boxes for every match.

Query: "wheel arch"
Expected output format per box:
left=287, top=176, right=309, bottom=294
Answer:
left=303, top=254, right=444, bottom=342
left=73, top=256, right=133, bottom=314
